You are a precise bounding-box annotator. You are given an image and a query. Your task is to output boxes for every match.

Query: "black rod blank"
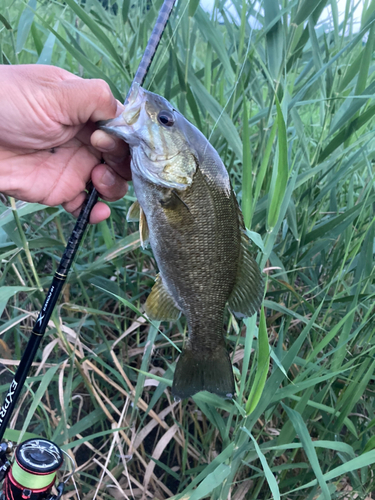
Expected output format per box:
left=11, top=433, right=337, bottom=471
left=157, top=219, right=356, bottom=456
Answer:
left=0, top=194, right=94, bottom=439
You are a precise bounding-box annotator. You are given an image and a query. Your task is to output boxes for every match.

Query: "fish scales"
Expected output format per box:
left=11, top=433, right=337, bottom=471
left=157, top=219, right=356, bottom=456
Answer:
left=133, top=168, right=239, bottom=346
left=102, top=84, right=264, bottom=400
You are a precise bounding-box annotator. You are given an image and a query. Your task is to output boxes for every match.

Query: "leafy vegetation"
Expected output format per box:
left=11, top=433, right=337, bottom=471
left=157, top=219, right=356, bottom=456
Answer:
left=0, top=0, right=375, bottom=498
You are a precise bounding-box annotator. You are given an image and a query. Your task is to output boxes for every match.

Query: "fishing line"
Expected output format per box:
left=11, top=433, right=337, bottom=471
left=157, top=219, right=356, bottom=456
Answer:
left=0, top=0, right=178, bottom=444
left=11, top=461, right=56, bottom=490
left=93, top=284, right=181, bottom=352
left=8, top=446, right=73, bottom=490
left=60, top=450, right=75, bottom=485
left=92, top=399, right=130, bottom=500
left=0, top=3, right=178, bottom=499
left=206, top=0, right=264, bottom=147
left=69, top=469, right=81, bottom=500
left=147, top=0, right=190, bottom=90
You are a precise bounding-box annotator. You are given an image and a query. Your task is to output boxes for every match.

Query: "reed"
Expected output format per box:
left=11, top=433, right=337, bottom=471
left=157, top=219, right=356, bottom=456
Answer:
left=0, top=0, right=374, bottom=498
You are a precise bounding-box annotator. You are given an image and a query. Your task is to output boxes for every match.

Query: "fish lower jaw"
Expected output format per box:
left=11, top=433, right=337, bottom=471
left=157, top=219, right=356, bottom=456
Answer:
left=99, top=123, right=133, bottom=142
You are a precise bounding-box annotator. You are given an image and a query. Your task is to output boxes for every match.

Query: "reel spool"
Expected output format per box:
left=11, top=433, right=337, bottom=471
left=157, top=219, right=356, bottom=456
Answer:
left=1, top=439, right=65, bottom=500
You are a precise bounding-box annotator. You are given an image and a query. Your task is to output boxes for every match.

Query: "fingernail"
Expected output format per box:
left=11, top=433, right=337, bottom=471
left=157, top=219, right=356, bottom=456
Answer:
left=101, top=168, right=116, bottom=187
left=98, top=137, right=117, bottom=151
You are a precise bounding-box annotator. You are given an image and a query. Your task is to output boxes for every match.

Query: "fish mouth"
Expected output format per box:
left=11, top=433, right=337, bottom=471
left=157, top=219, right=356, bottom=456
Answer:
left=98, top=83, right=144, bottom=139
left=98, top=115, right=131, bottom=140
left=123, top=83, right=144, bottom=125
left=99, top=84, right=180, bottom=161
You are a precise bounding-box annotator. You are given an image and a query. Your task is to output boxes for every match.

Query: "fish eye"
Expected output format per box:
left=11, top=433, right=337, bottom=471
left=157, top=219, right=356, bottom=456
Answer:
left=158, top=110, right=175, bottom=127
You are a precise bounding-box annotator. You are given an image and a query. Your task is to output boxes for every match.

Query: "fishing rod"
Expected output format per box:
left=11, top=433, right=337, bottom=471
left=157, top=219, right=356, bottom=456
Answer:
left=0, top=1, right=176, bottom=498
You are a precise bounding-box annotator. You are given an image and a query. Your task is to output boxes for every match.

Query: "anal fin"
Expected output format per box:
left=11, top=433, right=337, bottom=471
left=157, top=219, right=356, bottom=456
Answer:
left=145, top=274, right=181, bottom=321
left=228, top=231, right=264, bottom=318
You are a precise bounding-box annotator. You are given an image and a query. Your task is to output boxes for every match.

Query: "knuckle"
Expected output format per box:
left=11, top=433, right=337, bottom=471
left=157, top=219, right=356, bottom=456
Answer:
left=92, top=79, right=113, bottom=104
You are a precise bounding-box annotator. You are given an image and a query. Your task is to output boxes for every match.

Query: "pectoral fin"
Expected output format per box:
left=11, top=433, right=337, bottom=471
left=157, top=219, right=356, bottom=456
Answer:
left=127, top=201, right=149, bottom=248
left=126, top=200, right=141, bottom=222
left=228, top=232, right=264, bottom=318
left=145, top=274, right=181, bottom=321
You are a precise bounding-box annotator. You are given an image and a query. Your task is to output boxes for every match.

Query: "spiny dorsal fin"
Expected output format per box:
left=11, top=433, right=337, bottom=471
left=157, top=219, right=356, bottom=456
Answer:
left=127, top=200, right=141, bottom=222
left=145, top=274, right=181, bottom=321
left=228, top=230, right=264, bottom=318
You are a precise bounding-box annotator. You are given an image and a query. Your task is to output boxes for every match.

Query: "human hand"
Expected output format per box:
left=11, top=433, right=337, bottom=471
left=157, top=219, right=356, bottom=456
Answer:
left=0, top=64, right=130, bottom=223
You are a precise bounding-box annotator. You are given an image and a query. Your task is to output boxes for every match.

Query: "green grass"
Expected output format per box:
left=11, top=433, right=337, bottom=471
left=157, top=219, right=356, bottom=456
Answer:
left=1, top=0, right=375, bottom=498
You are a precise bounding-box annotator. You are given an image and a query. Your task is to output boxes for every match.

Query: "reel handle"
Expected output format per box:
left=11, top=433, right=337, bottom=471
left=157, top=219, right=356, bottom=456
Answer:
left=0, top=442, right=12, bottom=483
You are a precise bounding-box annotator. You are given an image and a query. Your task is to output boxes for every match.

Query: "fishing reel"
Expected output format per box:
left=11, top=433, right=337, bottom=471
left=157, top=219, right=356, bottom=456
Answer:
left=0, top=439, right=73, bottom=500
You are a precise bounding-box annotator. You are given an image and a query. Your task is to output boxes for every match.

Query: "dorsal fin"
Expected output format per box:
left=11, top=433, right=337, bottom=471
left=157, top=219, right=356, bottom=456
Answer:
left=228, top=230, right=264, bottom=318
left=145, top=274, right=181, bottom=321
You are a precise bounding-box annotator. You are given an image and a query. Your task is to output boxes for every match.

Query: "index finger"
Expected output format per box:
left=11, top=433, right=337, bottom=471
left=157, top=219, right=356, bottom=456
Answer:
left=91, top=129, right=131, bottom=180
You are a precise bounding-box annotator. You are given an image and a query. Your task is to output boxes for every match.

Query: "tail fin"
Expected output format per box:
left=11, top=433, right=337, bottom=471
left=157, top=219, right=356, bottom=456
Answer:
left=172, top=347, right=234, bottom=400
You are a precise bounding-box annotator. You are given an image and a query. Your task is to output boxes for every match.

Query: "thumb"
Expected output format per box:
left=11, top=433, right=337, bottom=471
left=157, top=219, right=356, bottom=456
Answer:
left=57, top=78, right=120, bottom=126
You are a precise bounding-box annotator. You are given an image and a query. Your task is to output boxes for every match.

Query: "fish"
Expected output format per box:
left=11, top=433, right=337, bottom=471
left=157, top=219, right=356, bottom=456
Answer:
left=101, top=83, right=264, bottom=400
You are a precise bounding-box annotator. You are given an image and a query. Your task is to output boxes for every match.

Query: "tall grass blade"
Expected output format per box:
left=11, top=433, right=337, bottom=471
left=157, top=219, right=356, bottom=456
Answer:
left=289, top=450, right=375, bottom=493
left=37, top=21, right=58, bottom=65
left=16, top=0, right=36, bottom=53
left=245, top=307, right=269, bottom=415
left=264, top=0, right=283, bottom=80
left=293, top=0, right=327, bottom=25
left=267, top=97, right=288, bottom=229
left=242, top=98, right=252, bottom=227
left=2, top=0, right=375, bottom=497
left=282, top=403, right=331, bottom=499
left=245, top=429, right=281, bottom=500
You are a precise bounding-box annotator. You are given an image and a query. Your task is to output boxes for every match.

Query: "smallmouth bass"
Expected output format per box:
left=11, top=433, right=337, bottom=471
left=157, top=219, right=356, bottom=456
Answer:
left=101, top=84, right=263, bottom=400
